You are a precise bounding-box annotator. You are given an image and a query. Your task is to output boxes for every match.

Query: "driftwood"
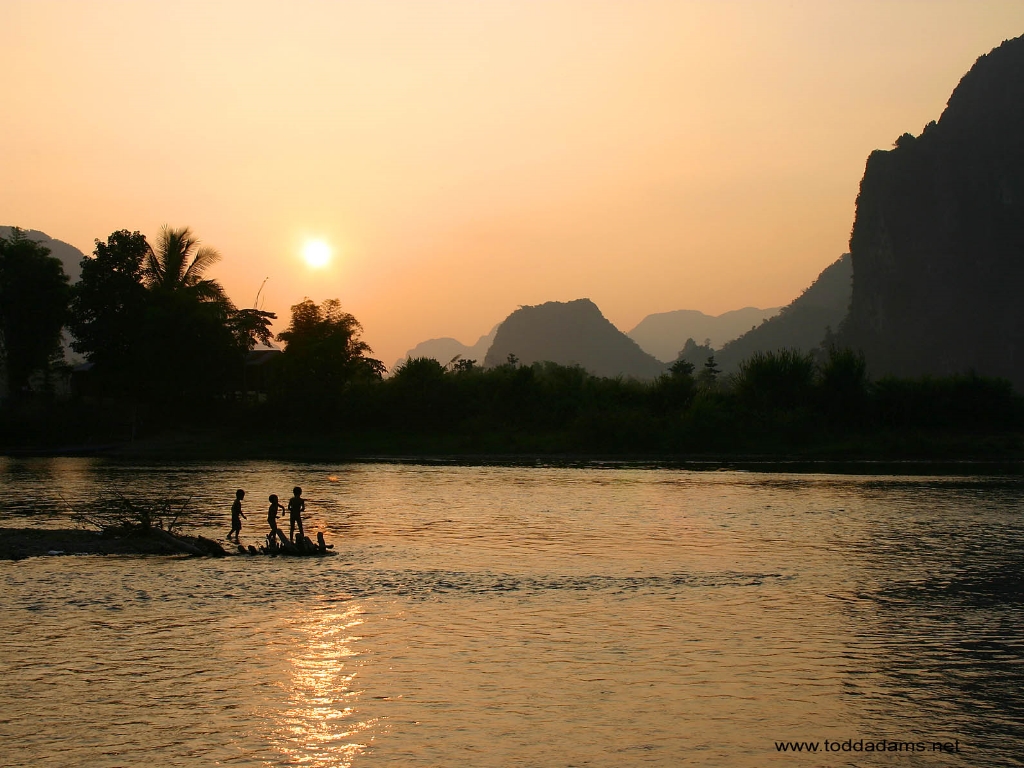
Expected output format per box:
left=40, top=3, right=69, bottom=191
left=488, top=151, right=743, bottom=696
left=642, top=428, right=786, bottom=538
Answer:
left=145, top=529, right=228, bottom=557
left=193, top=536, right=228, bottom=557
left=148, top=529, right=205, bottom=556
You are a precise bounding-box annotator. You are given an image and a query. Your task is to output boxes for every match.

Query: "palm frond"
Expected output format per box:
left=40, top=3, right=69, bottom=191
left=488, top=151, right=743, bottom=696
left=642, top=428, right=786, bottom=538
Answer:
left=153, top=225, right=196, bottom=289
left=182, top=245, right=221, bottom=286
left=143, top=230, right=166, bottom=287
left=191, top=278, right=230, bottom=305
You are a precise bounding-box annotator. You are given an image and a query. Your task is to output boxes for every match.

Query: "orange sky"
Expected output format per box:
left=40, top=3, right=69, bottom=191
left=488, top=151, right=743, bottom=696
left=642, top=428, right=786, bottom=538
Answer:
left=3, top=1, right=1023, bottom=367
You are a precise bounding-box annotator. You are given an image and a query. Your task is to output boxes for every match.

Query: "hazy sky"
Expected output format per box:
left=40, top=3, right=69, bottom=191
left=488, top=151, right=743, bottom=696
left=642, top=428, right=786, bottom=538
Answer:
left=3, top=1, right=1023, bottom=367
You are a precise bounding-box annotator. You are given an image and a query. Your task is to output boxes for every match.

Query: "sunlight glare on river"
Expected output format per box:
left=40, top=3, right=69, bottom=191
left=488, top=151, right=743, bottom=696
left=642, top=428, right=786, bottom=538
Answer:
left=1, top=458, right=1022, bottom=766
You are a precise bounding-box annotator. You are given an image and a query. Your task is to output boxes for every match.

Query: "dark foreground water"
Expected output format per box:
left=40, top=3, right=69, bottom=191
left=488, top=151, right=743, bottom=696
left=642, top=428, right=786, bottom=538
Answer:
left=1, top=458, right=1023, bottom=767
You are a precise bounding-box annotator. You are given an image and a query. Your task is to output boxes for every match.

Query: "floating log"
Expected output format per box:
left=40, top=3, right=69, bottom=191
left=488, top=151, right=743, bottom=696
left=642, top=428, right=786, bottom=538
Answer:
left=149, top=528, right=205, bottom=556
left=193, top=536, right=228, bottom=557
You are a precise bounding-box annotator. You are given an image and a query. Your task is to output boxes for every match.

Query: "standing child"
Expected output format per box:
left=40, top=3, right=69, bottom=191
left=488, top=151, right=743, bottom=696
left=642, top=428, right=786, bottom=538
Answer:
left=227, top=489, right=246, bottom=542
left=267, top=494, right=285, bottom=540
left=288, top=486, right=306, bottom=543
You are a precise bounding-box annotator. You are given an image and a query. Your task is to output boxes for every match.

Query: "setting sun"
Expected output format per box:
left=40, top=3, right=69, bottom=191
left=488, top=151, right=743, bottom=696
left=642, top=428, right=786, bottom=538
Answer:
left=302, top=239, right=331, bottom=269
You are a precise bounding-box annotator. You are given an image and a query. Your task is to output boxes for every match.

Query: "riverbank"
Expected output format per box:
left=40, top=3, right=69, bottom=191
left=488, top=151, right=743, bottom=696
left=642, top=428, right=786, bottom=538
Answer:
left=3, top=425, right=1024, bottom=470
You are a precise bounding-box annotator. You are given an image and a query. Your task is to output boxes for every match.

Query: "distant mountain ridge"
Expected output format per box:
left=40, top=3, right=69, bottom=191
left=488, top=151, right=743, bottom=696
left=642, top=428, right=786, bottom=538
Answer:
left=627, top=306, right=780, bottom=362
left=484, top=298, right=665, bottom=379
left=393, top=327, right=497, bottom=373
left=714, top=254, right=851, bottom=372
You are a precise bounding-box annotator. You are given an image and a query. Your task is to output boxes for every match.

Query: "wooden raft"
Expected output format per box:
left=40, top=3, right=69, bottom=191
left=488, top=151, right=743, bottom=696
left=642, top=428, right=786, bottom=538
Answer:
left=241, top=530, right=335, bottom=557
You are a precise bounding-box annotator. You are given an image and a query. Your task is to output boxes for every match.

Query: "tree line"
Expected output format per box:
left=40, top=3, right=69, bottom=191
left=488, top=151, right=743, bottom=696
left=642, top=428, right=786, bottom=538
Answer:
left=1, top=226, right=269, bottom=402
left=1, top=225, right=1021, bottom=455
left=265, top=348, right=1021, bottom=455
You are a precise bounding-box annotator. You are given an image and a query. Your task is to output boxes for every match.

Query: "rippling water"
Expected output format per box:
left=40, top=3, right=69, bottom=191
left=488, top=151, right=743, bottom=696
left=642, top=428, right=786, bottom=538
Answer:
left=1, top=458, right=1022, bottom=766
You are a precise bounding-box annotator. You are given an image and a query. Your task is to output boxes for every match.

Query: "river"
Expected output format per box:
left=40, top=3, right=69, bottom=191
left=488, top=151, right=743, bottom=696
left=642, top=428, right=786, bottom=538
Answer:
left=1, top=457, right=1022, bottom=766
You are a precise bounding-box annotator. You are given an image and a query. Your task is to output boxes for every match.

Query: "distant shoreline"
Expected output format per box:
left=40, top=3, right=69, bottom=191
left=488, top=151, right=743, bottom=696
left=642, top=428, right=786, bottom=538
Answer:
left=2, top=435, right=1022, bottom=476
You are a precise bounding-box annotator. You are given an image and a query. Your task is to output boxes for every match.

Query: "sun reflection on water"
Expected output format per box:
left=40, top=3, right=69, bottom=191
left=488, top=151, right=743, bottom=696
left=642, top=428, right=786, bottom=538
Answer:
left=271, top=602, right=378, bottom=767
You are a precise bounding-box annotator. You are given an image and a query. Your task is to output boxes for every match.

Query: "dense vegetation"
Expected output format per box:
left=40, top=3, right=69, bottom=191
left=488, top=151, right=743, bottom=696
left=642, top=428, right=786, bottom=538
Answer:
left=0, top=229, right=70, bottom=397
left=1, top=225, right=1022, bottom=459
left=260, top=349, right=1020, bottom=456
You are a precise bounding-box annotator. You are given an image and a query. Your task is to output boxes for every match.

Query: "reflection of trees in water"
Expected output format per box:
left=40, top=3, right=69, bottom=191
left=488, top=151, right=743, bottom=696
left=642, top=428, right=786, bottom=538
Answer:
left=840, top=480, right=1024, bottom=755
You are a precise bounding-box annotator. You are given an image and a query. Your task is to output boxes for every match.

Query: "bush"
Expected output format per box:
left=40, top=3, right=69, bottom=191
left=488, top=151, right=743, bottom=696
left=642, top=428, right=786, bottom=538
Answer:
left=735, top=349, right=816, bottom=411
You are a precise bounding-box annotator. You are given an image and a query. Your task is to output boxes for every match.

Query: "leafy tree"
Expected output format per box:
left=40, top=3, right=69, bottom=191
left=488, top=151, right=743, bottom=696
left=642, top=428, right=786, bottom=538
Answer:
left=668, top=358, right=695, bottom=377
left=228, top=307, right=276, bottom=349
left=735, top=349, right=816, bottom=411
left=69, top=230, right=150, bottom=396
left=698, top=355, right=720, bottom=388
left=274, top=299, right=384, bottom=401
left=0, top=228, right=70, bottom=397
left=448, top=356, right=477, bottom=374
left=393, top=356, right=446, bottom=382
left=140, top=288, right=241, bottom=401
left=386, top=357, right=451, bottom=425
left=818, top=346, right=868, bottom=422
left=653, top=357, right=697, bottom=412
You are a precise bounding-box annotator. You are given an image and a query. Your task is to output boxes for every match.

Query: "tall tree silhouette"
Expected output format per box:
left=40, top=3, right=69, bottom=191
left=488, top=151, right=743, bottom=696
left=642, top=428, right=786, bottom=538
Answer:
left=274, top=299, right=384, bottom=402
left=69, top=230, right=150, bottom=397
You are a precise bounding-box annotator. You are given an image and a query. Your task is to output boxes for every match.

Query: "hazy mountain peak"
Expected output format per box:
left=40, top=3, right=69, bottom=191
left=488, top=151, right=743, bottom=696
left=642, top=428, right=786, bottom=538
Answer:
left=628, top=305, right=781, bottom=362
left=393, top=325, right=498, bottom=373
left=484, top=298, right=665, bottom=379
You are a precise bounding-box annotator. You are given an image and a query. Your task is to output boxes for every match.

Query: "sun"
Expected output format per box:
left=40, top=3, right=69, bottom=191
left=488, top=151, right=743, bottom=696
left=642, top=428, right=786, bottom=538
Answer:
left=302, top=239, right=332, bottom=268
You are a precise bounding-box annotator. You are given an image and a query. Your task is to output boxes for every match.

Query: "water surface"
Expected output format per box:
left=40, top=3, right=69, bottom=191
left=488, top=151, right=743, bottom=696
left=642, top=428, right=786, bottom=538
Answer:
left=1, top=458, right=1022, bottom=766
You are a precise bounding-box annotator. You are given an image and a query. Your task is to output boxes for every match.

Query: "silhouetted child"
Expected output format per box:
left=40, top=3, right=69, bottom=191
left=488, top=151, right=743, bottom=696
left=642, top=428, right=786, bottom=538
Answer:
left=267, top=494, right=285, bottom=539
left=288, top=486, right=306, bottom=543
left=227, top=489, right=246, bottom=542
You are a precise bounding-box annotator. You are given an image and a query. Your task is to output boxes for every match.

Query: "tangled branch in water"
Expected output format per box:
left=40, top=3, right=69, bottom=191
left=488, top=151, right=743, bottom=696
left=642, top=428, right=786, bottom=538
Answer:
left=63, top=492, right=194, bottom=536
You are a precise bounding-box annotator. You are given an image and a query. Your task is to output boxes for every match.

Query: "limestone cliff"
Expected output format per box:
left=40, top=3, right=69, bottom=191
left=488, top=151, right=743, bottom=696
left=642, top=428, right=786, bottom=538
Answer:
left=839, top=35, right=1024, bottom=387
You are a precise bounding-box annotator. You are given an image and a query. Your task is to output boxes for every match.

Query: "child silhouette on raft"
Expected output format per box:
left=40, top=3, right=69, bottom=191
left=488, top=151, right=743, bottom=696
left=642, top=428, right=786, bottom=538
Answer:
left=288, top=487, right=306, bottom=543
left=267, top=494, right=285, bottom=539
left=228, top=489, right=246, bottom=542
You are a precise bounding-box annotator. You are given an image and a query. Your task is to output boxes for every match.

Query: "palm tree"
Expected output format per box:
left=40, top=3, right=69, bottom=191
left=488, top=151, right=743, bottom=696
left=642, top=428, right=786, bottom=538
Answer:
left=144, top=225, right=275, bottom=350
left=143, top=225, right=229, bottom=304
